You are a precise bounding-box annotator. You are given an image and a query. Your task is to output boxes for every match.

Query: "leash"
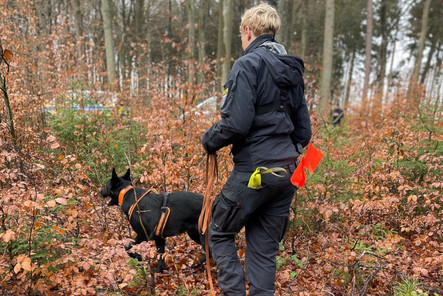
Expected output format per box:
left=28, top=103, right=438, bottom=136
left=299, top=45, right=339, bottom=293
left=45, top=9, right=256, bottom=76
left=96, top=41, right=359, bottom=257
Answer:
left=198, top=154, right=218, bottom=296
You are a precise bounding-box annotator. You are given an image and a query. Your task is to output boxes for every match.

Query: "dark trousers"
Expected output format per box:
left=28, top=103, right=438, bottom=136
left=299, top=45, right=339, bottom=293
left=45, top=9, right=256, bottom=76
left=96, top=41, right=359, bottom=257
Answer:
left=209, top=166, right=296, bottom=295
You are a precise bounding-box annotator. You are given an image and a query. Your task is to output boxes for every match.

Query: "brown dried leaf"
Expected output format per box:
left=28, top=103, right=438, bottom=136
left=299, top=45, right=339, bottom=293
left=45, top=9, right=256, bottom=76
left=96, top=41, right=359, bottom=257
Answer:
left=3, top=49, right=13, bottom=62
left=14, top=263, right=21, bottom=274
left=55, top=197, right=67, bottom=205
left=46, top=200, right=56, bottom=207
left=21, top=257, right=32, bottom=271
left=50, top=142, right=60, bottom=149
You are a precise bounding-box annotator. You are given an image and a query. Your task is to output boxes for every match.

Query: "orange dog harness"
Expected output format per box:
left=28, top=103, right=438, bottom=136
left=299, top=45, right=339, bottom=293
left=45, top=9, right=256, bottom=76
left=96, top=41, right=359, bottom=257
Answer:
left=118, top=186, right=170, bottom=238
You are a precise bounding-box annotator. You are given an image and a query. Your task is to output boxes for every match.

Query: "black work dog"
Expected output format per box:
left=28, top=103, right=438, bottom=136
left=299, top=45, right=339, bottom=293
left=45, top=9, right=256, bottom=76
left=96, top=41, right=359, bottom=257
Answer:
left=100, top=168, right=205, bottom=272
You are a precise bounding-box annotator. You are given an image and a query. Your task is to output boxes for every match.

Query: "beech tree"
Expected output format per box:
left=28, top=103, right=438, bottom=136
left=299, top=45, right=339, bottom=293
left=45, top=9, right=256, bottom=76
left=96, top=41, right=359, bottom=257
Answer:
left=362, top=0, right=373, bottom=111
left=101, top=0, right=116, bottom=88
left=411, top=0, right=432, bottom=86
left=319, top=0, right=335, bottom=113
left=221, top=0, right=234, bottom=85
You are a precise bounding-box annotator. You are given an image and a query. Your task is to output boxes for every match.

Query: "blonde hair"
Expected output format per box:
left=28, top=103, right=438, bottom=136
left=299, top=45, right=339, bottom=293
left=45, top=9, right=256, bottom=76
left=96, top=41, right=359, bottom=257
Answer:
left=240, top=3, right=280, bottom=37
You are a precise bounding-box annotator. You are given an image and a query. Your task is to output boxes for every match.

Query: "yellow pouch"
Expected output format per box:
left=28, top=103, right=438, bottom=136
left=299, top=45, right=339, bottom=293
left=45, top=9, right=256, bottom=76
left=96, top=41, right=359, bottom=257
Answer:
left=247, top=168, right=262, bottom=189
left=247, top=167, right=288, bottom=190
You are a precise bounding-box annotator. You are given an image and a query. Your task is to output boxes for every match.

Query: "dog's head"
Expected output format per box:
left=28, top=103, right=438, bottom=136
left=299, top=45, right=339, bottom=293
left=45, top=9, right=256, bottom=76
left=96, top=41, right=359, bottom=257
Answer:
left=100, top=168, right=132, bottom=206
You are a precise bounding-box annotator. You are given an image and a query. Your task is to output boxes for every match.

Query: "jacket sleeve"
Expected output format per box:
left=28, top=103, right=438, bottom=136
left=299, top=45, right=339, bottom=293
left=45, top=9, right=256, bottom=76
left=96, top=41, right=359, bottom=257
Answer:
left=290, top=87, right=312, bottom=148
left=202, top=63, right=256, bottom=154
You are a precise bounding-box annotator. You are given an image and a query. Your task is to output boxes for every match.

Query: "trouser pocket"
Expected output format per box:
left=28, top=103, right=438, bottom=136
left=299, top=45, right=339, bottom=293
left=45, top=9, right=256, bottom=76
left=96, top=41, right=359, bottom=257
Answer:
left=211, top=190, right=244, bottom=233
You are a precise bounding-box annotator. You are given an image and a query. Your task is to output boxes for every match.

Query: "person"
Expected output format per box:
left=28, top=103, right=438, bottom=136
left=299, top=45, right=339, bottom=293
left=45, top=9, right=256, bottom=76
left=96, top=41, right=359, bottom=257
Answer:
left=201, top=3, right=312, bottom=295
left=115, top=100, right=130, bottom=121
left=331, top=103, right=344, bottom=126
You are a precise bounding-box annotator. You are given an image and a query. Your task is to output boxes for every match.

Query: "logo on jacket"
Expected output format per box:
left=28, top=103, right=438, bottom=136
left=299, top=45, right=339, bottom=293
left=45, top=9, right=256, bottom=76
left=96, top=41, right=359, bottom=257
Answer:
left=221, top=88, right=229, bottom=107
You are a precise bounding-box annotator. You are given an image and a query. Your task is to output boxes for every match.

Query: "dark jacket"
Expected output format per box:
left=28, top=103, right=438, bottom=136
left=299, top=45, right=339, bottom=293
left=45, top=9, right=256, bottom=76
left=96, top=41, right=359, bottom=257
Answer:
left=202, top=35, right=312, bottom=171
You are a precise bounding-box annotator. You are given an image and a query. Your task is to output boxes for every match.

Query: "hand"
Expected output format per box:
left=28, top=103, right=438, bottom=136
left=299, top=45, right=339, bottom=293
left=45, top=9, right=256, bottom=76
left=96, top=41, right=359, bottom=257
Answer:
left=202, top=141, right=216, bottom=155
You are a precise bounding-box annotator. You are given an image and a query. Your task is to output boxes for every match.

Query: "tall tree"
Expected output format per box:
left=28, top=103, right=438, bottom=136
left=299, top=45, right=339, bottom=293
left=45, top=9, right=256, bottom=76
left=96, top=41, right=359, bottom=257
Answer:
left=411, top=0, right=432, bottom=86
left=374, top=0, right=388, bottom=111
left=134, top=0, right=147, bottom=93
left=221, top=0, right=233, bottom=86
left=299, top=0, right=308, bottom=59
left=418, top=0, right=442, bottom=85
left=187, top=0, right=196, bottom=85
left=362, top=0, right=373, bottom=111
left=187, top=0, right=196, bottom=60
left=197, top=0, right=209, bottom=85
left=101, top=0, right=116, bottom=88
left=216, top=0, right=224, bottom=91
left=71, top=0, right=85, bottom=61
left=319, top=0, right=335, bottom=113
left=278, top=0, right=292, bottom=47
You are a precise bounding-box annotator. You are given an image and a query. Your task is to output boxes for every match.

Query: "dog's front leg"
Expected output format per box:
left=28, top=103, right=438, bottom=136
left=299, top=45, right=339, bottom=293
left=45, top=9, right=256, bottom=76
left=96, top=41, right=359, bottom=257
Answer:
left=126, top=234, right=145, bottom=261
left=154, top=237, right=166, bottom=272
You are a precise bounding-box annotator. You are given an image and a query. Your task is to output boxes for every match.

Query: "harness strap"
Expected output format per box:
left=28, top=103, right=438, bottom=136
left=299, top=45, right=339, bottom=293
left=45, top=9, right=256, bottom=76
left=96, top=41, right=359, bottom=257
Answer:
left=128, top=189, right=154, bottom=221
left=154, top=192, right=171, bottom=238
left=118, top=185, right=134, bottom=205
left=255, top=88, right=291, bottom=116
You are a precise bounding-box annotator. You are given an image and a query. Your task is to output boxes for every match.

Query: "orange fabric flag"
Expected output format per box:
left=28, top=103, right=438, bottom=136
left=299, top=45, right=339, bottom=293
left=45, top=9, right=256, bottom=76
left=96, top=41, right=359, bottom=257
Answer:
left=304, top=144, right=324, bottom=172
left=291, top=144, right=324, bottom=188
left=291, top=157, right=306, bottom=187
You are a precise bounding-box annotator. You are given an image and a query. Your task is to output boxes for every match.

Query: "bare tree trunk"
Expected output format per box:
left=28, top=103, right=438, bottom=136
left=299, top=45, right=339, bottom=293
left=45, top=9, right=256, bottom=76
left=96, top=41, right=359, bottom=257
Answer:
left=374, top=0, right=387, bottom=113
left=411, top=0, right=432, bottom=85
left=387, top=22, right=399, bottom=104
left=187, top=0, right=196, bottom=85
left=197, top=0, right=208, bottom=85
left=319, top=0, right=334, bottom=114
left=362, top=0, right=373, bottom=112
left=278, top=0, right=290, bottom=46
left=188, top=0, right=196, bottom=60
left=134, top=0, right=145, bottom=94
left=420, top=36, right=438, bottom=85
left=0, top=73, right=16, bottom=146
left=344, top=50, right=356, bottom=108
left=221, top=0, right=233, bottom=86
left=71, top=0, right=85, bottom=60
left=300, top=0, right=308, bottom=59
left=101, top=0, right=116, bottom=88
left=216, top=0, right=224, bottom=91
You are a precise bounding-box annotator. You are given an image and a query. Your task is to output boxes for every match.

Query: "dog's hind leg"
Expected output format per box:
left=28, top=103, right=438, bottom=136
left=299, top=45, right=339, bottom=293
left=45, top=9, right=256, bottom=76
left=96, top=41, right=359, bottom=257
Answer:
left=154, top=237, right=166, bottom=272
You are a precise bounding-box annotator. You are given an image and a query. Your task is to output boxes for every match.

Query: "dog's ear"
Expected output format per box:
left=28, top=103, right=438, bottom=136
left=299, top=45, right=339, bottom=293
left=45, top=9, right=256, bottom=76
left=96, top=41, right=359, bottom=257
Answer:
left=111, top=168, right=119, bottom=183
left=123, top=168, right=131, bottom=181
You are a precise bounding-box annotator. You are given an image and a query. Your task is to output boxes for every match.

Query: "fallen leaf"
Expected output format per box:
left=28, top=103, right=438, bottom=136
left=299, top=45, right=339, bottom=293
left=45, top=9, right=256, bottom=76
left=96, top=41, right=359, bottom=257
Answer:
left=2, top=229, right=15, bottom=242
left=55, top=198, right=68, bottom=205
left=50, top=142, right=60, bottom=149
left=21, top=257, right=32, bottom=271
left=3, top=49, right=13, bottom=62
left=14, top=263, right=21, bottom=274
left=46, top=200, right=56, bottom=207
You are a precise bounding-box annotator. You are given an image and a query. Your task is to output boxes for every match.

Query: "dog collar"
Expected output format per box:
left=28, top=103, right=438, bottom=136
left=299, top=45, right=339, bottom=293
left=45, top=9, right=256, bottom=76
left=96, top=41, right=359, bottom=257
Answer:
left=118, top=185, right=134, bottom=205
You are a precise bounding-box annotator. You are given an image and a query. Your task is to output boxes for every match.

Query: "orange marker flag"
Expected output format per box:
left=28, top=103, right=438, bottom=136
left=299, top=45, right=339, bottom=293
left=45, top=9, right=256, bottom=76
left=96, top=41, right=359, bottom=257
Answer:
left=291, top=144, right=324, bottom=188
left=291, top=157, right=306, bottom=187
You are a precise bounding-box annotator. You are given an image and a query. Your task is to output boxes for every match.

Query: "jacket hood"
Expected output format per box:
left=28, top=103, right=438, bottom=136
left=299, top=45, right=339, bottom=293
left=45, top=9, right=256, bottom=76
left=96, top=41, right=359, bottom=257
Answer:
left=245, top=35, right=304, bottom=88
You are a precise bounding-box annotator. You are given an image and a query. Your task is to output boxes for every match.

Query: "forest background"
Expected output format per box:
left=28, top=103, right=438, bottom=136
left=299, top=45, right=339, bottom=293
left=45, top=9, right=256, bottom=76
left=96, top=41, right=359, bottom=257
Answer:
left=0, top=0, right=441, bottom=295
